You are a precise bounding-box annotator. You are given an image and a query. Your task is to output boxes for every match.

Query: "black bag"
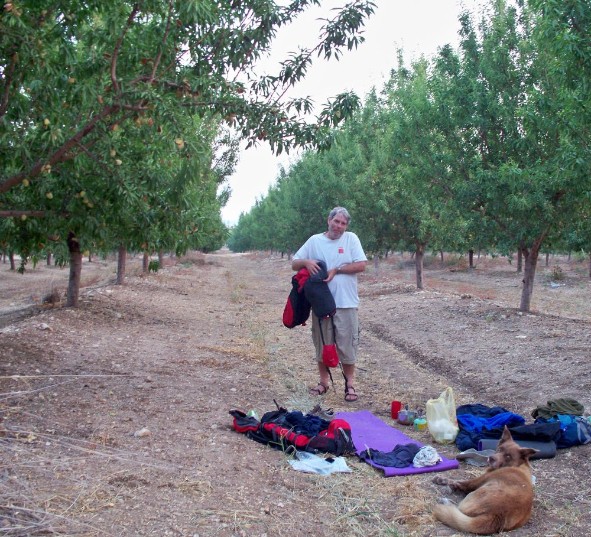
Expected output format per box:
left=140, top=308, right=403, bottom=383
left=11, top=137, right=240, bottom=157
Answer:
left=304, top=260, right=336, bottom=318
left=303, top=260, right=338, bottom=368
left=229, top=408, right=354, bottom=456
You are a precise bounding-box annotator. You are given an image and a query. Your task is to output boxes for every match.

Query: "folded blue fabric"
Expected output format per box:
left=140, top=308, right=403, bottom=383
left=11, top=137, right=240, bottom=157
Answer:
left=457, top=412, right=525, bottom=432
left=457, top=403, right=510, bottom=417
left=455, top=406, right=527, bottom=451
left=359, top=443, right=421, bottom=468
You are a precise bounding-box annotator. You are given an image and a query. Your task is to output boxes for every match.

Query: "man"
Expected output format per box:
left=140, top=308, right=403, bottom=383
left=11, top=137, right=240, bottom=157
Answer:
left=292, top=207, right=367, bottom=402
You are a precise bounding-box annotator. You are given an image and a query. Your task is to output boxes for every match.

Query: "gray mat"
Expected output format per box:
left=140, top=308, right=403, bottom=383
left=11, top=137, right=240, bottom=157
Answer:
left=478, top=438, right=556, bottom=459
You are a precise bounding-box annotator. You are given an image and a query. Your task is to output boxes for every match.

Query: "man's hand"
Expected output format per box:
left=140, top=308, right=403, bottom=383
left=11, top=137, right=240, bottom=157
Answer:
left=324, top=268, right=338, bottom=283
left=292, top=259, right=321, bottom=275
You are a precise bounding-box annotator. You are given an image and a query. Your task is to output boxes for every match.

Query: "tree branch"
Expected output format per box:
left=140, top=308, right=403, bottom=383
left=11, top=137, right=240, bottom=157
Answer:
left=0, top=52, right=18, bottom=119
left=150, top=0, right=174, bottom=82
left=111, top=4, right=141, bottom=95
left=0, top=210, right=47, bottom=218
left=0, top=105, right=119, bottom=194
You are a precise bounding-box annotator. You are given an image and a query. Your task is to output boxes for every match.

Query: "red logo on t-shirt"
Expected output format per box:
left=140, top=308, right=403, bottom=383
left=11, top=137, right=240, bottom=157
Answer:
left=338, top=247, right=344, bottom=254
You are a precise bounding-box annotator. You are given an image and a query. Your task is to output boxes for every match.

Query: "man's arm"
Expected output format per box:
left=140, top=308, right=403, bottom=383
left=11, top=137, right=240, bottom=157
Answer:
left=292, top=258, right=322, bottom=275
left=325, top=260, right=366, bottom=282
left=336, top=261, right=367, bottom=275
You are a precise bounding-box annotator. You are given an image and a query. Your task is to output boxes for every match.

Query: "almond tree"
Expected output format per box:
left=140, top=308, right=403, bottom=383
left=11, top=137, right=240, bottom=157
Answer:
left=440, top=0, right=591, bottom=311
left=369, top=58, right=466, bottom=288
left=528, top=0, right=591, bottom=278
left=0, top=0, right=376, bottom=305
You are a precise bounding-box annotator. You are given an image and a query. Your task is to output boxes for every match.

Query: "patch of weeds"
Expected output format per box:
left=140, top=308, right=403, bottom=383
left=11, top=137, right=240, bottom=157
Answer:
left=42, top=286, right=62, bottom=306
left=550, top=265, right=565, bottom=281
left=436, top=253, right=467, bottom=269
left=148, top=260, right=160, bottom=273
left=223, top=270, right=244, bottom=303
left=573, top=249, right=588, bottom=263
left=248, top=324, right=268, bottom=361
left=178, top=252, right=207, bottom=266
left=230, top=282, right=245, bottom=304
left=396, top=259, right=414, bottom=270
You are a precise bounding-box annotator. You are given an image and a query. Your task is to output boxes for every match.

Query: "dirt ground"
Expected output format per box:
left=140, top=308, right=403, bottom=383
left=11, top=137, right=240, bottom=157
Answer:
left=1, top=250, right=590, bottom=537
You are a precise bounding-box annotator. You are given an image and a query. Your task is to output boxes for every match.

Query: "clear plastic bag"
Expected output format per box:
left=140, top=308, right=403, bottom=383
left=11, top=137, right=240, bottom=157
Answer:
left=426, top=387, right=459, bottom=444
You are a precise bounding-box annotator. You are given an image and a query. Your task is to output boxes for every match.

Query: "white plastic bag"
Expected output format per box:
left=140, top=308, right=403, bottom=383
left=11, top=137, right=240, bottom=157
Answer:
left=426, top=387, right=459, bottom=444
left=288, top=451, right=351, bottom=475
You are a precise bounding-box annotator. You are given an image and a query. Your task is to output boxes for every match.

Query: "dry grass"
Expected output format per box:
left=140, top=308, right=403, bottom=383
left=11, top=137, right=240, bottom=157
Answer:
left=0, top=424, right=167, bottom=536
left=2, top=251, right=591, bottom=536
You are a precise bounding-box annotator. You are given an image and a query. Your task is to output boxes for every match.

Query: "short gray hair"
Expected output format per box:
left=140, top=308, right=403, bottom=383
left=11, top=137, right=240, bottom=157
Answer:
left=328, top=207, right=351, bottom=223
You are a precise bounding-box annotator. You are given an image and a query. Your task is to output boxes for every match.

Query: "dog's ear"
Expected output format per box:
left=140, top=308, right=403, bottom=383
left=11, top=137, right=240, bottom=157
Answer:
left=498, top=425, right=513, bottom=445
left=520, top=447, right=538, bottom=462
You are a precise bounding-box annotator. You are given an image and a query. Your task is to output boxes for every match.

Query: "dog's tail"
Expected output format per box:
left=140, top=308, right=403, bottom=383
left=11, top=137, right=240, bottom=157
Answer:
left=433, top=504, right=502, bottom=535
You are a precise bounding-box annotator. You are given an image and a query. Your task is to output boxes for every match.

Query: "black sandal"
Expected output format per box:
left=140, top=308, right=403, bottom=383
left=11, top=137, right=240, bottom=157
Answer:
left=309, top=383, right=329, bottom=396
left=344, top=385, right=358, bottom=402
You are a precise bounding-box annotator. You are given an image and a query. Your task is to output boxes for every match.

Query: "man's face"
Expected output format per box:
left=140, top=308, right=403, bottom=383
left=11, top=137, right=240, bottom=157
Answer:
left=326, top=213, right=348, bottom=240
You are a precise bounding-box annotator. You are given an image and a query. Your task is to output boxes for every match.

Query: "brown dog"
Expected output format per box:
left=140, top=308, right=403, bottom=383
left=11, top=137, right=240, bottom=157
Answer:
left=432, top=426, right=537, bottom=535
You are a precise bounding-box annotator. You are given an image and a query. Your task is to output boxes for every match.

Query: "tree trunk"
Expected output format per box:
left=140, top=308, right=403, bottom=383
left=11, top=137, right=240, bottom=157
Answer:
left=440, top=250, right=444, bottom=263
left=519, top=235, right=546, bottom=312
left=517, top=247, right=523, bottom=273
left=143, top=252, right=150, bottom=273
left=415, top=243, right=425, bottom=289
left=47, top=252, right=52, bottom=266
left=158, top=250, right=164, bottom=267
left=588, top=253, right=591, bottom=278
left=545, top=252, right=549, bottom=267
left=373, top=255, right=379, bottom=272
left=66, top=232, right=82, bottom=307
left=9, top=251, right=15, bottom=270
left=469, top=249, right=474, bottom=269
left=116, top=244, right=127, bottom=285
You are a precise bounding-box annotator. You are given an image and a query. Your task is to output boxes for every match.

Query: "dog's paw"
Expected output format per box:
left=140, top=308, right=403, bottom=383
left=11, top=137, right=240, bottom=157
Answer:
left=432, top=476, right=450, bottom=486
left=437, top=497, right=455, bottom=505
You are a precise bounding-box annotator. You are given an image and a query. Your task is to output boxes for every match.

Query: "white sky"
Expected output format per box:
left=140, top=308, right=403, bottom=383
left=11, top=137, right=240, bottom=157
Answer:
left=221, top=0, right=488, bottom=225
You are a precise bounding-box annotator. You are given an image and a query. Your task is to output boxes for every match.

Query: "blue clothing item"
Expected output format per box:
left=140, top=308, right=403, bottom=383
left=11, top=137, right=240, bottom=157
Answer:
left=359, top=443, right=421, bottom=468
left=457, top=412, right=525, bottom=433
left=455, top=404, right=526, bottom=451
left=284, top=411, right=330, bottom=437
left=457, top=404, right=511, bottom=417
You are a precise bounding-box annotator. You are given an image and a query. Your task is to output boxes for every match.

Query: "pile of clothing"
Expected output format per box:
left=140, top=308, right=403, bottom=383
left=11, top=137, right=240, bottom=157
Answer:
left=455, top=398, right=591, bottom=458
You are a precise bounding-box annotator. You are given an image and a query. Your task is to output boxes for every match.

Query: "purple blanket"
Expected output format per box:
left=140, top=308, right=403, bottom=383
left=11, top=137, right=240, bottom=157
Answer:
left=336, top=410, right=459, bottom=476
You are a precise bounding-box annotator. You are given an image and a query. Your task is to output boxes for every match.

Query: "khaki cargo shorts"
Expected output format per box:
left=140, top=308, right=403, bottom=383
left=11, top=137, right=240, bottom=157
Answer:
left=311, top=308, right=359, bottom=365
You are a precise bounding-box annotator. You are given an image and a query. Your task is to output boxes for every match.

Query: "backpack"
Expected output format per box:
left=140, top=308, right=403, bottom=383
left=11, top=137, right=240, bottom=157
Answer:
left=282, top=261, right=344, bottom=382
left=229, top=407, right=354, bottom=456
left=302, top=261, right=339, bottom=368
left=303, top=260, right=336, bottom=318
left=282, top=269, right=312, bottom=328
left=536, top=415, right=591, bottom=448
left=283, top=260, right=336, bottom=328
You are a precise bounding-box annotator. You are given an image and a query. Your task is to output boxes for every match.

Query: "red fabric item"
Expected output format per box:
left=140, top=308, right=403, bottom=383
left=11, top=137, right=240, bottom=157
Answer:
left=283, top=269, right=312, bottom=328
left=294, top=268, right=310, bottom=291
left=322, top=344, right=339, bottom=368
left=261, top=423, right=310, bottom=448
